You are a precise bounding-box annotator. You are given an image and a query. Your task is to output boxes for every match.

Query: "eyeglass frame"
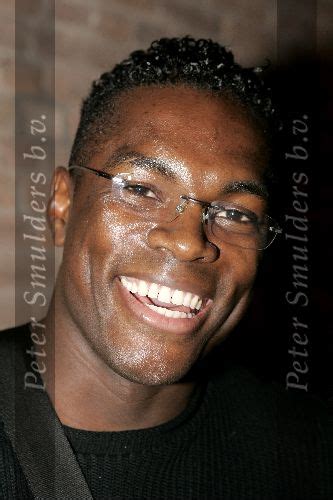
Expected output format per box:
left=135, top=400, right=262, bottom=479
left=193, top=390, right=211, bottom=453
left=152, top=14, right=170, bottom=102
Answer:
left=68, top=164, right=283, bottom=250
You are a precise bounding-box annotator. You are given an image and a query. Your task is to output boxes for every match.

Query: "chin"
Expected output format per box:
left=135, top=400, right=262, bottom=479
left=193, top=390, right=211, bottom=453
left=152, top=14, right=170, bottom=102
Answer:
left=115, top=357, right=195, bottom=386
left=99, top=344, right=196, bottom=386
left=116, top=368, right=187, bottom=386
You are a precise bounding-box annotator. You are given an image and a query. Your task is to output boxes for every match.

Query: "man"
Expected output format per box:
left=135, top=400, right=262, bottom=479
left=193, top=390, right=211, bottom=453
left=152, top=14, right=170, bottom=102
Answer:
left=0, top=37, right=331, bottom=499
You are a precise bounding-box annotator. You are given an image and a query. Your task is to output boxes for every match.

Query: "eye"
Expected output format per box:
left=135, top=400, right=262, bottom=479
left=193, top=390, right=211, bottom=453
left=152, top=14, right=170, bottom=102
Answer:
left=215, top=207, right=257, bottom=224
left=123, top=183, right=158, bottom=199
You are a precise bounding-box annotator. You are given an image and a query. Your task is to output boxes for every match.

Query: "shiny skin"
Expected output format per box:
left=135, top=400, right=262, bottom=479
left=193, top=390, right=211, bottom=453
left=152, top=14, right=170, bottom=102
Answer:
left=47, top=86, right=269, bottom=430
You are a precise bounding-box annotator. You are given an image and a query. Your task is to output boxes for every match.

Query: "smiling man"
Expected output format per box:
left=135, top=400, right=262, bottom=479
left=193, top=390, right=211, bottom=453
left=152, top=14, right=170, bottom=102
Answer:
left=1, top=37, right=332, bottom=499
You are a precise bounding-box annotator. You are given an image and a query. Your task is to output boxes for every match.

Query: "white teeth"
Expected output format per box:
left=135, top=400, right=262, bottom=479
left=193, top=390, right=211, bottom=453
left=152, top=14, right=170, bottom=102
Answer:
left=120, top=276, right=132, bottom=292
left=164, top=309, right=174, bottom=318
left=190, top=294, right=200, bottom=310
left=158, top=286, right=172, bottom=303
left=171, top=289, right=185, bottom=306
left=137, top=280, right=149, bottom=297
left=120, top=276, right=204, bottom=311
left=183, top=292, right=193, bottom=307
left=196, top=299, right=202, bottom=311
left=171, top=310, right=188, bottom=319
left=148, top=282, right=159, bottom=299
left=145, top=303, right=194, bottom=319
left=145, top=304, right=166, bottom=316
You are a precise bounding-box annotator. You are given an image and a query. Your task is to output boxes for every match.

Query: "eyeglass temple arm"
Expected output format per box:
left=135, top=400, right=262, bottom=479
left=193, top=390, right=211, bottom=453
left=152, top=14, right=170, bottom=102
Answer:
left=68, top=165, right=114, bottom=181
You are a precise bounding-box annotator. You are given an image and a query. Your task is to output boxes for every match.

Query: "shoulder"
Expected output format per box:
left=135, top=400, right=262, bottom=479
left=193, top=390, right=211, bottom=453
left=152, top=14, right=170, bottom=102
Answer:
left=203, top=362, right=332, bottom=498
left=0, top=407, right=33, bottom=498
left=0, top=323, right=31, bottom=387
left=209, top=359, right=330, bottom=410
left=207, top=360, right=332, bottom=438
left=0, top=323, right=31, bottom=350
left=0, top=323, right=30, bottom=338
left=0, top=325, right=35, bottom=498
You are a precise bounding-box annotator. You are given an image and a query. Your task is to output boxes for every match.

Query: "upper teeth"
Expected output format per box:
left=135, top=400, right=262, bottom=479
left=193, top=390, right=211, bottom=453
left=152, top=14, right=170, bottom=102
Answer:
left=120, top=276, right=203, bottom=310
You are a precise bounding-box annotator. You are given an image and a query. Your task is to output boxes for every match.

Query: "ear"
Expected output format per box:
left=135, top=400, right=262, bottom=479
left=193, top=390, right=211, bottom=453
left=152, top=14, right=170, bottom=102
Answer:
left=47, top=167, right=72, bottom=247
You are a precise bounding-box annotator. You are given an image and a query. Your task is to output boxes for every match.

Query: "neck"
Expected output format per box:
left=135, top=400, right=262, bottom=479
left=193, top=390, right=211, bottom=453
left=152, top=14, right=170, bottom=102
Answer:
left=41, top=295, right=196, bottom=432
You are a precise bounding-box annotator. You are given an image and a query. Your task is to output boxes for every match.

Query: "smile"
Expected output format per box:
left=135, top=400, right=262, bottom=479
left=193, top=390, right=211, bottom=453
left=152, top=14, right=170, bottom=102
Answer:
left=119, top=276, right=204, bottom=319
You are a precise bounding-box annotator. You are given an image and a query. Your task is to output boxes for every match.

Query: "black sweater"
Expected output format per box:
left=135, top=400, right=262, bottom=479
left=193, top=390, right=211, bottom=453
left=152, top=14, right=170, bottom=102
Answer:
left=0, top=325, right=332, bottom=499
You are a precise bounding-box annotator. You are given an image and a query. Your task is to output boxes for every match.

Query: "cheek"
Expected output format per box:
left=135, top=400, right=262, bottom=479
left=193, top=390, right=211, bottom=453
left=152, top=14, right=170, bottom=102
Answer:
left=62, top=202, right=149, bottom=293
left=194, top=248, right=258, bottom=359
left=97, top=205, right=151, bottom=269
left=219, top=244, right=259, bottom=290
left=230, top=250, right=259, bottom=313
left=59, top=203, right=152, bottom=338
left=235, top=250, right=259, bottom=289
left=210, top=247, right=259, bottom=330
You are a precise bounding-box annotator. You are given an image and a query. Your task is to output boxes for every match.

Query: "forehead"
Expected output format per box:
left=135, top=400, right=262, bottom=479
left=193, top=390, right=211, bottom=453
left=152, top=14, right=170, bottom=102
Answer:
left=91, top=86, right=269, bottom=185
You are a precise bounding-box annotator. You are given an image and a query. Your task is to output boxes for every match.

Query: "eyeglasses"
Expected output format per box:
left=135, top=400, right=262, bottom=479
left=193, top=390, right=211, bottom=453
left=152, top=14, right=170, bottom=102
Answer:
left=68, top=164, right=282, bottom=250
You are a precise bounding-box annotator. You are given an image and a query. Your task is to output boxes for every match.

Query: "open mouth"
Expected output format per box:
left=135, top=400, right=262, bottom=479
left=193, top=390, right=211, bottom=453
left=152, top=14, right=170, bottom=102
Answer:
left=119, top=276, right=206, bottom=319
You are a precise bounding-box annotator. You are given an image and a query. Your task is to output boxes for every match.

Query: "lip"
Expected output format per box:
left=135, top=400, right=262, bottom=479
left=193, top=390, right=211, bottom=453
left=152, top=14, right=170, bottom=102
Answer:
left=116, top=277, right=213, bottom=336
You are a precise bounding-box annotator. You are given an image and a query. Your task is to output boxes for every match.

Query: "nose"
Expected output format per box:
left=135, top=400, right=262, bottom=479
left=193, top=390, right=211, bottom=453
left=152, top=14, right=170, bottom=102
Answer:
left=147, top=204, right=219, bottom=263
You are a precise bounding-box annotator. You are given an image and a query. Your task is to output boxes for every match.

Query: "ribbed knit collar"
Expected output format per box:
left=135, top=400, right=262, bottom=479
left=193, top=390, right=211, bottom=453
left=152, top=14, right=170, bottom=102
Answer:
left=62, top=376, right=210, bottom=455
left=61, top=360, right=246, bottom=456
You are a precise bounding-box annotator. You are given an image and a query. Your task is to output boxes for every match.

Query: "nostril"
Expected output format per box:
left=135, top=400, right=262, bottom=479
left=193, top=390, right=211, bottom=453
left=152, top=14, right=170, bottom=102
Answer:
left=207, top=241, right=220, bottom=261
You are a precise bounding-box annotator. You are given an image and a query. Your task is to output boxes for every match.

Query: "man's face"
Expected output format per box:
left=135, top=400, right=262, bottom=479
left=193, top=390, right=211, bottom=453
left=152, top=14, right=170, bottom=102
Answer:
left=55, top=86, right=269, bottom=385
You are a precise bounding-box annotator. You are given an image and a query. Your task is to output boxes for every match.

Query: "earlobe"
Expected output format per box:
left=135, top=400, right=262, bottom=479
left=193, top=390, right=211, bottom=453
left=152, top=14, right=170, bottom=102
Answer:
left=47, top=167, right=72, bottom=247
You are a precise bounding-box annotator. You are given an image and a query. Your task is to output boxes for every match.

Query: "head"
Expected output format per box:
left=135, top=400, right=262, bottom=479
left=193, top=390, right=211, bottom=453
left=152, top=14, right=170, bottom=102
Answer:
left=49, top=37, right=278, bottom=385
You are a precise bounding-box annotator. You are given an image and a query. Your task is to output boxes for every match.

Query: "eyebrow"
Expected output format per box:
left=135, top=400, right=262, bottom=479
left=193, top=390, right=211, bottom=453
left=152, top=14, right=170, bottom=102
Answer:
left=103, top=150, right=268, bottom=200
left=103, top=150, right=177, bottom=180
left=222, top=180, right=269, bottom=201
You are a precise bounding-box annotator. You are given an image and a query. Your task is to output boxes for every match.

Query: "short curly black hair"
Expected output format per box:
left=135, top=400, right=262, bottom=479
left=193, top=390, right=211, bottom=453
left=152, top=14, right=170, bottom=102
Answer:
left=69, top=36, right=275, bottom=170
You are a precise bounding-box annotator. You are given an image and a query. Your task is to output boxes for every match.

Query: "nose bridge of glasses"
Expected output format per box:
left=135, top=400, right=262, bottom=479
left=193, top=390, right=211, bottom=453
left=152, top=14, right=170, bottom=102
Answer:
left=176, top=195, right=207, bottom=211
left=172, top=195, right=209, bottom=222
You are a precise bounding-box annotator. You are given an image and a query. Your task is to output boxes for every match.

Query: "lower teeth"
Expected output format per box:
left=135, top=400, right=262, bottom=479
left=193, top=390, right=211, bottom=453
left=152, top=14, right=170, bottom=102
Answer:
left=144, top=303, right=194, bottom=319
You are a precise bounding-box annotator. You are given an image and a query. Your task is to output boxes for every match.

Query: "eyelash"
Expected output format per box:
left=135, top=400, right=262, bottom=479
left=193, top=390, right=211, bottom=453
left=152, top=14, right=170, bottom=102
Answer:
left=122, top=181, right=163, bottom=201
left=215, top=208, right=257, bottom=223
left=124, top=183, right=157, bottom=198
